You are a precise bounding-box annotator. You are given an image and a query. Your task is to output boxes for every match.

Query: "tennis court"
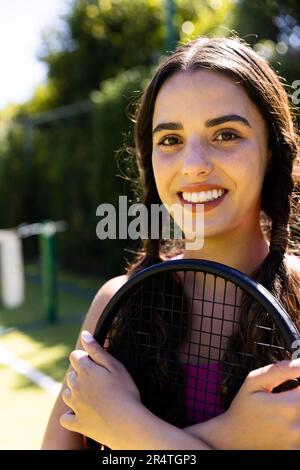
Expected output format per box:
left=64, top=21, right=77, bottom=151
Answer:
left=0, top=265, right=103, bottom=449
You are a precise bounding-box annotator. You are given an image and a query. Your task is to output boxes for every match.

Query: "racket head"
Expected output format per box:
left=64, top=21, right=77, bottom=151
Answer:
left=93, top=259, right=300, bottom=425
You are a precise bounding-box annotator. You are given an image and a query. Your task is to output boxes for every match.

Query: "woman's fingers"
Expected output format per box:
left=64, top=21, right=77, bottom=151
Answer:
left=68, top=331, right=122, bottom=376
left=245, top=359, right=300, bottom=392
left=60, top=409, right=77, bottom=431
left=80, top=330, right=123, bottom=372
left=62, top=387, right=72, bottom=407
left=66, top=370, right=77, bottom=388
left=69, top=349, right=89, bottom=372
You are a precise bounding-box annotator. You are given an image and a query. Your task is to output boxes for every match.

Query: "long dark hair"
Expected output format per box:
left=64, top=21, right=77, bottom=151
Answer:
left=112, top=36, right=300, bottom=424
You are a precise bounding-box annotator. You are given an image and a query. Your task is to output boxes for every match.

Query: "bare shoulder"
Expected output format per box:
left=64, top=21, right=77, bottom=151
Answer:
left=90, top=274, right=128, bottom=312
left=78, top=274, right=128, bottom=343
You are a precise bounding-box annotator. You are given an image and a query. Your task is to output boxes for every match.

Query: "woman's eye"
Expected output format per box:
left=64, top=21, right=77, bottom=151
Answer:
left=215, top=131, right=240, bottom=142
left=158, top=136, right=181, bottom=146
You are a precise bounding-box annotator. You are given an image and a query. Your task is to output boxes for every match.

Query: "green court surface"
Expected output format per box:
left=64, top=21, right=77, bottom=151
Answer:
left=0, top=265, right=104, bottom=450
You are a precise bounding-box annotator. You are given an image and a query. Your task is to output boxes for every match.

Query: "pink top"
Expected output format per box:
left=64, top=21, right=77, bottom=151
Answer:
left=182, top=363, right=223, bottom=423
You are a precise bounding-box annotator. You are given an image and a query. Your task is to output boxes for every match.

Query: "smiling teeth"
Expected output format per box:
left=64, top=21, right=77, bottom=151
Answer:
left=182, top=189, right=226, bottom=203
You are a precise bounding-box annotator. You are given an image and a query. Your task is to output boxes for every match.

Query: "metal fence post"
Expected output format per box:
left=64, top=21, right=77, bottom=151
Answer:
left=39, top=221, right=58, bottom=324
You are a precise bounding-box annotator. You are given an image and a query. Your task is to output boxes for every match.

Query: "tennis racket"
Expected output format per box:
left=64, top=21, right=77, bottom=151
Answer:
left=90, top=258, right=300, bottom=444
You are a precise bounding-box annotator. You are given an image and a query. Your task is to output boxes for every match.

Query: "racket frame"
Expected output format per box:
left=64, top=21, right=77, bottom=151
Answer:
left=94, top=259, right=300, bottom=348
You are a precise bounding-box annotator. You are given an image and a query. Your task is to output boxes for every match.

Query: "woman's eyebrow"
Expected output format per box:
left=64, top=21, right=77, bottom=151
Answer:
left=206, top=114, right=251, bottom=128
left=152, top=122, right=183, bottom=135
left=152, top=114, right=251, bottom=135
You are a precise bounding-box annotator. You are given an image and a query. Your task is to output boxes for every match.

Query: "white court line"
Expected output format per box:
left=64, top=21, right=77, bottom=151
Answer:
left=0, top=344, right=62, bottom=396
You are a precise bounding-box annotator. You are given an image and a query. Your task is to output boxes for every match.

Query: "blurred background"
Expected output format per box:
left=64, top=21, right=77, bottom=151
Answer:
left=0, top=0, right=299, bottom=449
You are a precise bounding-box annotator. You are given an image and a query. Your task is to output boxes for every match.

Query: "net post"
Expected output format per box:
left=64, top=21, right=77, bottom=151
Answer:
left=39, top=220, right=58, bottom=324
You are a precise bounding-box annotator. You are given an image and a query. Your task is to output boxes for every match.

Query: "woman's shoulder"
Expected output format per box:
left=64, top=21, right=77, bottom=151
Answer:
left=92, top=274, right=129, bottom=311
left=83, top=274, right=129, bottom=335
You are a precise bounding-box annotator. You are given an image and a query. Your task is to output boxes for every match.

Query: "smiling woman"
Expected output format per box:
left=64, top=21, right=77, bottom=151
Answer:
left=42, top=35, right=300, bottom=450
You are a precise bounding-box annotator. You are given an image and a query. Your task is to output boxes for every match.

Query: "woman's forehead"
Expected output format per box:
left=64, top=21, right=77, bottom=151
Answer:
left=156, top=69, right=244, bottom=96
left=152, top=70, right=265, bottom=129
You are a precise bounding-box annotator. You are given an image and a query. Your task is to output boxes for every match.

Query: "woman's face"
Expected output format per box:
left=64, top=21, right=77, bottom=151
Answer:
left=151, top=70, right=271, bottom=239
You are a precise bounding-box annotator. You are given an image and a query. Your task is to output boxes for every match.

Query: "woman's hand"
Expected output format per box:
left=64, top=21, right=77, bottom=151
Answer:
left=60, top=330, right=142, bottom=448
left=186, top=359, right=300, bottom=450
left=60, top=331, right=211, bottom=450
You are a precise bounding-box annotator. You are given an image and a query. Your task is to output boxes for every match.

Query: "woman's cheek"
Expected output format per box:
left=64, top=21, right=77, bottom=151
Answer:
left=152, top=153, right=176, bottom=197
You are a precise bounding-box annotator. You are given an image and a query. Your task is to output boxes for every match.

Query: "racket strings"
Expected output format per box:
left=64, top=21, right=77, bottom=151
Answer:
left=105, top=269, right=293, bottom=426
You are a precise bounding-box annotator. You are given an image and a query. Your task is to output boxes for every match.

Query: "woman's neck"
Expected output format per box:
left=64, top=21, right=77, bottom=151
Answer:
left=182, top=222, right=269, bottom=277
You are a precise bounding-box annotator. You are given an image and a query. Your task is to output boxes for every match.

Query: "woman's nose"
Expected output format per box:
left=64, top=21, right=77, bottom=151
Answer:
left=181, top=142, right=213, bottom=178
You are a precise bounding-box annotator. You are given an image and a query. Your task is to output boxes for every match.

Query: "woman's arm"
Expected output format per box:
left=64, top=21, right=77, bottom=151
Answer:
left=41, top=275, right=128, bottom=450
left=184, top=360, right=300, bottom=450
left=61, top=335, right=300, bottom=450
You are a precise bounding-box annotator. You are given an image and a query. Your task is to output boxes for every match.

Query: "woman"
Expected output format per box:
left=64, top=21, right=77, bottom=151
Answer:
left=41, top=35, right=300, bottom=450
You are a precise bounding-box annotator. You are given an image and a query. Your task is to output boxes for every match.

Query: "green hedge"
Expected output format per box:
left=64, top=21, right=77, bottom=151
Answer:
left=0, top=67, right=152, bottom=276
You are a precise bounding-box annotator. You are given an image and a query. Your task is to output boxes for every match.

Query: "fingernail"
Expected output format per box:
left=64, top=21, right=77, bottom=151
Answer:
left=81, top=330, right=94, bottom=343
